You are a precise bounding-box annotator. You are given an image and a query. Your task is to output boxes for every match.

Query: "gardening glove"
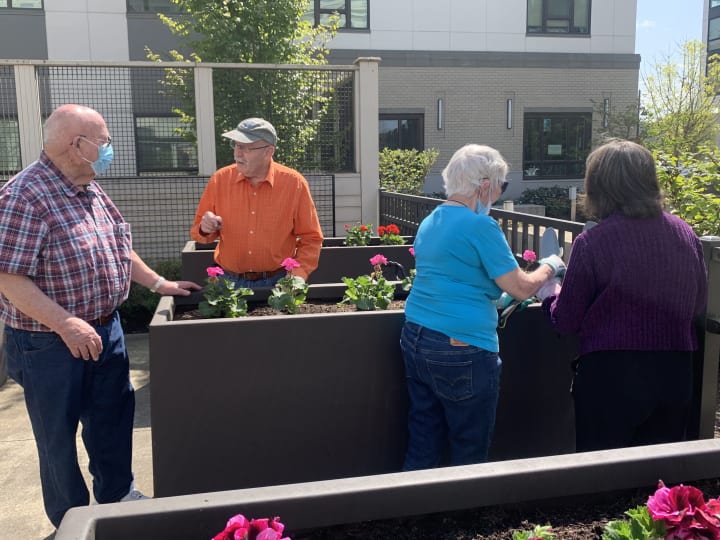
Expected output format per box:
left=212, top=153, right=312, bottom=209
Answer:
left=538, top=254, right=566, bottom=278
left=536, top=277, right=561, bottom=301
left=496, top=292, right=515, bottom=310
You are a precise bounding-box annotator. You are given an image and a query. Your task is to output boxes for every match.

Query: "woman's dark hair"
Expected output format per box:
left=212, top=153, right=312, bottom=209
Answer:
left=583, top=139, right=663, bottom=220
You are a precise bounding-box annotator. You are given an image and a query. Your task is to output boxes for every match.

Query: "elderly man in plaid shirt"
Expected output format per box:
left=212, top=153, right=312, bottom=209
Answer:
left=0, top=104, right=200, bottom=529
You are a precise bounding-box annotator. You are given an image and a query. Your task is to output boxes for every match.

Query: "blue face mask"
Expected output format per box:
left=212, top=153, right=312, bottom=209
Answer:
left=476, top=197, right=492, bottom=215
left=91, top=144, right=114, bottom=175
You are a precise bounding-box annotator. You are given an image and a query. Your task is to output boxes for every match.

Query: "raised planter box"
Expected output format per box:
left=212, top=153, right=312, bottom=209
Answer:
left=148, top=294, right=579, bottom=498
left=181, top=239, right=416, bottom=285
left=56, top=439, right=720, bottom=540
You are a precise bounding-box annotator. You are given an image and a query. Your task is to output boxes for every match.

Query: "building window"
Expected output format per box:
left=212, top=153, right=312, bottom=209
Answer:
left=135, top=116, right=198, bottom=174
left=0, top=0, right=42, bottom=8
left=126, top=0, right=181, bottom=13
left=527, top=0, right=590, bottom=35
left=523, top=112, right=591, bottom=179
left=379, top=114, right=424, bottom=151
left=304, top=0, right=369, bottom=30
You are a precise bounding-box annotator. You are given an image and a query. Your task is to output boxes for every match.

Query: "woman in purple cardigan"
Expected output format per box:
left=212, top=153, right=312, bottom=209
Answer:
left=540, top=139, right=708, bottom=452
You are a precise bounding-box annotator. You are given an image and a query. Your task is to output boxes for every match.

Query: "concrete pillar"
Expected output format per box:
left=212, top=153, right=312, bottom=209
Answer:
left=354, top=57, right=380, bottom=225
left=194, top=65, right=216, bottom=176
left=14, top=64, right=42, bottom=168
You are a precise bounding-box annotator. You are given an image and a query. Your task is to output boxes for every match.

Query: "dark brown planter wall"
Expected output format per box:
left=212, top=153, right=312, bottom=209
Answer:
left=181, top=239, right=416, bottom=285
left=149, top=297, right=578, bottom=498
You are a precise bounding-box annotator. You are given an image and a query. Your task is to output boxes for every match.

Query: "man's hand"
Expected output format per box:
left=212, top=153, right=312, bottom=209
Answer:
left=156, top=280, right=202, bottom=297
left=200, top=211, right=223, bottom=234
left=58, top=317, right=103, bottom=361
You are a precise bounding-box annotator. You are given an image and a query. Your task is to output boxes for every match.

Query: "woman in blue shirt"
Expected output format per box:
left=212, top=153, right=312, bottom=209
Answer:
left=401, top=144, right=564, bottom=470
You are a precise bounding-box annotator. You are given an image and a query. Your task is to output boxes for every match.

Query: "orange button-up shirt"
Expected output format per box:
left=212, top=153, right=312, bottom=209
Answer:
left=190, top=160, right=323, bottom=280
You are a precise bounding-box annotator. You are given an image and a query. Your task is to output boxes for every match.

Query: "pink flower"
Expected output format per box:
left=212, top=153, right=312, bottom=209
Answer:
left=281, top=258, right=301, bottom=272
left=409, top=247, right=415, bottom=257
left=522, top=250, right=537, bottom=263
left=212, top=515, right=290, bottom=540
left=207, top=266, right=225, bottom=278
left=647, top=481, right=710, bottom=531
left=370, top=254, right=387, bottom=266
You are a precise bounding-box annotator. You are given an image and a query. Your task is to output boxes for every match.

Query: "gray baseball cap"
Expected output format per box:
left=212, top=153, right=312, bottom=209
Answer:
left=222, top=117, right=277, bottom=146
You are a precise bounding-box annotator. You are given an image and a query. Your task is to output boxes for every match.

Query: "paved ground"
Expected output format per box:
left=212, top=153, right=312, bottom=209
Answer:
left=0, top=333, right=152, bottom=540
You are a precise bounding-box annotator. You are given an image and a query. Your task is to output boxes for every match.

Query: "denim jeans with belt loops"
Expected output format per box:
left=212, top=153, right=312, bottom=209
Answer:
left=5, top=312, right=135, bottom=527
left=227, top=273, right=283, bottom=289
left=400, top=321, right=502, bottom=471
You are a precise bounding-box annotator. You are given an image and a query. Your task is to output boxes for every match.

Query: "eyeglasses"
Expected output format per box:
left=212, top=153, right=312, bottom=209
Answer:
left=500, top=180, right=509, bottom=194
left=229, top=141, right=270, bottom=152
left=78, top=135, right=112, bottom=148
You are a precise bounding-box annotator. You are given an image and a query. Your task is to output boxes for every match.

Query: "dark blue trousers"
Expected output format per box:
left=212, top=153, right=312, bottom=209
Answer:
left=6, top=312, right=135, bottom=527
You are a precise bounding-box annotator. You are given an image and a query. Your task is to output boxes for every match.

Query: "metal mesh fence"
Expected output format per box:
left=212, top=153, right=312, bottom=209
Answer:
left=0, top=62, right=345, bottom=262
left=0, top=66, right=20, bottom=176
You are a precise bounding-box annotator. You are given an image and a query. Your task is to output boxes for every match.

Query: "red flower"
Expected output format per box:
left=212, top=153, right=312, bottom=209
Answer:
left=386, top=223, right=400, bottom=235
left=360, top=225, right=368, bottom=231
left=377, top=225, right=386, bottom=236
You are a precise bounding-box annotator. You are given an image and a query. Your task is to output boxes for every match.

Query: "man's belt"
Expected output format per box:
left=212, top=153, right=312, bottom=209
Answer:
left=223, top=268, right=285, bottom=281
left=88, top=311, right=116, bottom=327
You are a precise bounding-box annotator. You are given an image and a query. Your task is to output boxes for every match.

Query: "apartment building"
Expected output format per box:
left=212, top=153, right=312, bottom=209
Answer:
left=0, top=0, right=639, bottom=199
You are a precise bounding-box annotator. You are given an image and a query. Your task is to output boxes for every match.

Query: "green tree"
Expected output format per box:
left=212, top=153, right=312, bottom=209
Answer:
left=641, top=40, right=720, bottom=157
left=654, top=147, right=720, bottom=237
left=378, top=148, right=440, bottom=195
left=147, top=0, right=338, bottom=170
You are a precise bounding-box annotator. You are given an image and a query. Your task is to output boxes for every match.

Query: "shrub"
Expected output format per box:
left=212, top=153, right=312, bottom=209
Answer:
left=517, top=186, right=587, bottom=221
left=379, top=148, right=439, bottom=195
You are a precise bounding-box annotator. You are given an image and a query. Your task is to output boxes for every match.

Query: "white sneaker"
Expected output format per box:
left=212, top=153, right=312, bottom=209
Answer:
left=119, top=489, right=150, bottom=502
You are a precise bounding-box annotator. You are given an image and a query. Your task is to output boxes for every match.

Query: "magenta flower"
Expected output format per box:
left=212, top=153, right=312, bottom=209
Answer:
left=523, top=249, right=537, bottom=263
left=212, top=514, right=290, bottom=540
left=409, top=247, right=415, bottom=257
left=281, top=257, right=301, bottom=272
left=370, top=254, right=387, bottom=267
left=207, top=266, right=225, bottom=278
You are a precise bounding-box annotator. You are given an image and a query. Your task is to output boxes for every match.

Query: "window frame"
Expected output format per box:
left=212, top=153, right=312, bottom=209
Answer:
left=306, top=0, right=369, bottom=30
left=522, top=111, right=592, bottom=180
left=134, top=114, right=198, bottom=175
left=527, top=0, right=591, bottom=35
left=126, top=0, right=181, bottom=14
left=379, top=113, right=425, bottom=152
left=0, top=0, right=43, bottom=8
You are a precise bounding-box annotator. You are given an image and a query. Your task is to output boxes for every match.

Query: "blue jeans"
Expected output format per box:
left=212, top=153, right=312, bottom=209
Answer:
left=400, top=321, right=502, bottom=470
left=227, top=274, right=283, bottom=289
left=5, top=312, right=135, bottom=527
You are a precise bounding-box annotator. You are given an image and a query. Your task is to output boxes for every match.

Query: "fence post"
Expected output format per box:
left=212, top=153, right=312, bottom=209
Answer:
left=696, top=236, right=720, bottom=438
left=14, top=64, right=42, bottom=169
left=354, top=57, right=380, bottom=226
left=194, top=65, right=217, bottom=176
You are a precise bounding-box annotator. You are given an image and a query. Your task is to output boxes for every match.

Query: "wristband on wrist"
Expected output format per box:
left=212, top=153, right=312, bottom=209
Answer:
left=150, top=277, right=166, bottom=293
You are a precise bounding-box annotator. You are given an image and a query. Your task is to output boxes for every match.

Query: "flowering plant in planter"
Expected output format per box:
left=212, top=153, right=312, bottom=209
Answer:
left=339, top=254, right=396, bottom=310
left=268, top=257, right=309, bottom=314
left=512, top=524, right=554, bottom=539
left=343, top=222, right=373, bottom=246
left=199, top=266, right=253, bottom=318
left=212, top=513, right=290, bottom=540
left=377, top=223, right=407, bottom=245
left=602, top=480, right=720, bottom=539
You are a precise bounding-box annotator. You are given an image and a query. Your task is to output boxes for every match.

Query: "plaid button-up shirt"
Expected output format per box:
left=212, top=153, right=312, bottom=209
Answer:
left=0, top=152, right=132, bottom=331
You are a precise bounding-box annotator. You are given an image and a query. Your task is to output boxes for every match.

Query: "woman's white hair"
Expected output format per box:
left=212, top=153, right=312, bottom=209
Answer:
left=442, top=144, right=509, bottom=197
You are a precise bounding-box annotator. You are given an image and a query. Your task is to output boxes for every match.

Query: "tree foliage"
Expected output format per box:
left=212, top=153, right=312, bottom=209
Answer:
left=147, top=0, right=338, bottom=170
left=641, top=40, right=720, bottom=157
left=654, top=147, right=720, bottom=237
left=378, top=148, right=440, bottom=195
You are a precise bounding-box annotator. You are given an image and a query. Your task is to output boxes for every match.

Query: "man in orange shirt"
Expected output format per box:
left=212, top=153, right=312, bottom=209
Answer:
left=190, top=118, right=324, bottom=286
